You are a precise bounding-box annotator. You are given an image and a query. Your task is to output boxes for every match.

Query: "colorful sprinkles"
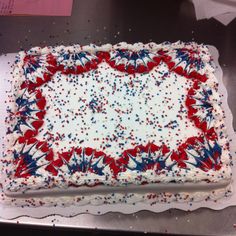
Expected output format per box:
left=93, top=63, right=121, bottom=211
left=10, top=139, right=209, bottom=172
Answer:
left=4, top=43, right=230, bottom=190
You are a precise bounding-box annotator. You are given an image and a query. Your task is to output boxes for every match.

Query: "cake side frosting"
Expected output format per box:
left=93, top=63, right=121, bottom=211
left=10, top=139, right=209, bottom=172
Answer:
left=0, top=184, right=233, bottom=207
left=1, top=41, right=232, bottom=193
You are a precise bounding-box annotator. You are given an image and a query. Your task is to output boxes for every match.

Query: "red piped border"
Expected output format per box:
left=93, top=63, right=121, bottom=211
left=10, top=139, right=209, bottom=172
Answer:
left=14, top=49, right=220, bottom=178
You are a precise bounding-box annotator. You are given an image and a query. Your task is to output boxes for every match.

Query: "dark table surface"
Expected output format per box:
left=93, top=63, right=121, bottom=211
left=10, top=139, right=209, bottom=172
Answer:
left=0, top=0, right=236, bottom=235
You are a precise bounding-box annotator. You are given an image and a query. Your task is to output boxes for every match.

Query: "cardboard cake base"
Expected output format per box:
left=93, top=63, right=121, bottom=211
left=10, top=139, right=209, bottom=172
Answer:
left=0, top=45, right=235, bottom=221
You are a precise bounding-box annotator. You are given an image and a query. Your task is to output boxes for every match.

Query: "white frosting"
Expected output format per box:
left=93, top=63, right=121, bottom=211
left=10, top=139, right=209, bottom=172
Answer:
left=0, top=184, right=232, bottom=207
left=0, top=41, right=232, bottom=206
left=37, top=62, right=199, bottom=156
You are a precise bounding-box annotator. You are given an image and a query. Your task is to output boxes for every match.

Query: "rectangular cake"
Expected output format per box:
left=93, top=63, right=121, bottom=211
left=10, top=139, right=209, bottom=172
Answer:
left=0, top=41, right=232, bottom=205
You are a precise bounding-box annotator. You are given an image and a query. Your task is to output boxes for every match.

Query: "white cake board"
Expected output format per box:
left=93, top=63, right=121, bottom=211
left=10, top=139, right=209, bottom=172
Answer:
left=0, top=46, right=235, bottom=224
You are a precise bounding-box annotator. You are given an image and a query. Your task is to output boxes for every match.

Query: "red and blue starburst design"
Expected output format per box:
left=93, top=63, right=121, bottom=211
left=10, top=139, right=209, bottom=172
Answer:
left=159, top=47, right=208, bottom=81
left=117, top=143, right=172, bottom=172
left=104, top=49, right=161, bottom=74
left=170, top=136, right=222, bottom=170
left=13, top=138, right=52, bottom=178
left=8, top=46, right=225, bottom=184
left=45, top=147, right=118, bottom=177
left=22, top=54, right=57, bottom=87
left=57, top=51, right=100, bottom=75
left=174, top=48, right=205, bottom=71
left=13, top=89, right=45, bottom=141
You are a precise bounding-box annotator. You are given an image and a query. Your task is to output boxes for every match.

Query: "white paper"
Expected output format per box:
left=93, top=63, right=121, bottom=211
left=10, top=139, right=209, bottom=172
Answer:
left=0, top=46, right=235, bottom=224
left=192, top=0, right=208, bottom=20
left=192, top=0, right=236, bottom=25
left=213, top=12, right=236, bottom=25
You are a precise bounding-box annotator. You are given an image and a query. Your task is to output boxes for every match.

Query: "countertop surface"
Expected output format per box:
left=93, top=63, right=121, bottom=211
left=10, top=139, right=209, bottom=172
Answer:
left=0, top=0, right=236, bottom=235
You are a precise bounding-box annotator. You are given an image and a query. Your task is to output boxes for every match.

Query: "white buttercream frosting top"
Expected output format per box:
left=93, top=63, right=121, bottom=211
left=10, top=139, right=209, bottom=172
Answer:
left=1, top=41, right=232, bottom=194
